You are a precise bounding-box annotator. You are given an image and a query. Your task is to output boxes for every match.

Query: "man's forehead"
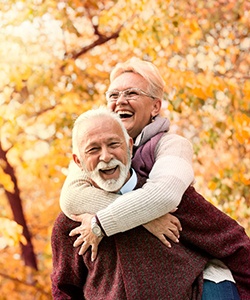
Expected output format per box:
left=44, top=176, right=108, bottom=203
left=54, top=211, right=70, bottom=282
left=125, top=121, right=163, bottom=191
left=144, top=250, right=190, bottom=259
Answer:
left=79, top=121, right=124, bottom=145
left=87, top=132, right=122, bottom=143
left=81, top=117, right=122, bottom=134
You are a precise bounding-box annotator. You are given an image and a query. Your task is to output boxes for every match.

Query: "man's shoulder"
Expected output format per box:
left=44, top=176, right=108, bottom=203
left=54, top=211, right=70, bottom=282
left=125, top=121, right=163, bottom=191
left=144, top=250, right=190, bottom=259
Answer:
left=53, top=212, right=80, bottom=233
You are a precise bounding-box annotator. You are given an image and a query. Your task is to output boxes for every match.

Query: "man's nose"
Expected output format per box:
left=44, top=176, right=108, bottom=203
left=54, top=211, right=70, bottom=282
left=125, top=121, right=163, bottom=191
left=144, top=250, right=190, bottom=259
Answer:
left=99, top=147, right=113, bottom=162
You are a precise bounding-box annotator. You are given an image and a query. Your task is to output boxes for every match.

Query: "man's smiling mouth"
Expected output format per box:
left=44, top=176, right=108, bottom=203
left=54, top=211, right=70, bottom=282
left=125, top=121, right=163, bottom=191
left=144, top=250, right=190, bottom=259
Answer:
left=100, top=166, right=118, bottom=175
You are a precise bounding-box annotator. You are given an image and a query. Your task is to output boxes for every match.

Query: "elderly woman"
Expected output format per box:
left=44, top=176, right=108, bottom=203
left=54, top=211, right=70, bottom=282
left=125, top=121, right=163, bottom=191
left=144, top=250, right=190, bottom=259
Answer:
left=55, top=58, right=249, bottom=299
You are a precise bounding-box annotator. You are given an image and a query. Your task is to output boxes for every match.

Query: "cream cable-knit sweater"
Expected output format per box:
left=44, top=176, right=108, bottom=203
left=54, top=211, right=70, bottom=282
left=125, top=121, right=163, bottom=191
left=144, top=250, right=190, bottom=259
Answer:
left=60, top=131, right=194, bottom=235
left=59, top=116, right=234, bottom=284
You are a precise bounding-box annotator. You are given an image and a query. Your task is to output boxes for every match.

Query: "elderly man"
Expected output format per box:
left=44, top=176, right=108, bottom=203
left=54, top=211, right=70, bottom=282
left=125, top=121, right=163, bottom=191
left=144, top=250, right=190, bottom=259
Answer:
left=51, top=107, right=250, bottom=300
left=52, top=107, right=207, bottom=299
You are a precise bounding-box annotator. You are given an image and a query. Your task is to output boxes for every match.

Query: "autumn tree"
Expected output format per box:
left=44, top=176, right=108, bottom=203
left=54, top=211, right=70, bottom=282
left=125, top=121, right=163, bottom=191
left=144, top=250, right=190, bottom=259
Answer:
left=0, top=0, right=249, bottom=298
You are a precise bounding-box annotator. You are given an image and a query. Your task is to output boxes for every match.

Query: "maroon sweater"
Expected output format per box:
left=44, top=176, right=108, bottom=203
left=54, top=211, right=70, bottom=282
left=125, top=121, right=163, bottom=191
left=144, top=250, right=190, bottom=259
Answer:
left=132, top=132, right=250, bottom=299
left=51, top=133, right=250, bottom=299
left=51, top=216, right=207, bottom=300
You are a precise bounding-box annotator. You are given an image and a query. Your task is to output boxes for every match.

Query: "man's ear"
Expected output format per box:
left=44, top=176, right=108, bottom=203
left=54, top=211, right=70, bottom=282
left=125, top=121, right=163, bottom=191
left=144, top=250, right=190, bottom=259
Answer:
left=151, top=98, right=162, bottom=118
left=72, top=154, right=82, bottom=168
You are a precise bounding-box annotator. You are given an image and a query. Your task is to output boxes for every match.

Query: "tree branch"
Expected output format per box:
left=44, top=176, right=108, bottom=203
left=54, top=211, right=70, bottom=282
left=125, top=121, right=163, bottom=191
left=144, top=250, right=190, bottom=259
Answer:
left=65, top=25, right=123, bottom=60
left=0, top=272, right=51, bottom=297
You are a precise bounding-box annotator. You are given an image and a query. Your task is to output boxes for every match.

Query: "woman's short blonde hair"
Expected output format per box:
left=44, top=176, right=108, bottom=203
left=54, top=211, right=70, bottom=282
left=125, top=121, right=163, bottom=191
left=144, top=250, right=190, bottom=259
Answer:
left=110, top=57, right=165, bottom=100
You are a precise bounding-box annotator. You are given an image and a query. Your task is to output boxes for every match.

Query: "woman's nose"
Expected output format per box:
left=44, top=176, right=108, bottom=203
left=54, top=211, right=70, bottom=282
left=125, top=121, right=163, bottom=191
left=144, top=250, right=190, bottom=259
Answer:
left=115, top=93, right=129, bottom=105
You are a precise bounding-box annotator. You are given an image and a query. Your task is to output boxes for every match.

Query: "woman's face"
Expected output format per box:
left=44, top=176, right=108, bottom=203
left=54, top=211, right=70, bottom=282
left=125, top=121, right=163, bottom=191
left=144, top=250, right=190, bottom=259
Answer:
left=107, top=72, right=161, bottom=139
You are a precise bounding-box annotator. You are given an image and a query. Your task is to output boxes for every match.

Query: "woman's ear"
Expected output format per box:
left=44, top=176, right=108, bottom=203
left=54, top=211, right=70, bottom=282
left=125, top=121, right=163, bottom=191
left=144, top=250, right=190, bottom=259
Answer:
left=151, top=98, right=162, bottom=118
left=129, top=137, right=133, bottom=157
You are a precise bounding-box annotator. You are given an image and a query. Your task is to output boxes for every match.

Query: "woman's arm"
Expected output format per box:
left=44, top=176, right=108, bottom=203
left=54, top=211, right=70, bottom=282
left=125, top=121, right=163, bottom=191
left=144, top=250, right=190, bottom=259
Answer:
left=59, top=161, right=119, bottom=217
left=97, top=133, right=194, bottom=236
left=60, top=133, right=194, bottom=236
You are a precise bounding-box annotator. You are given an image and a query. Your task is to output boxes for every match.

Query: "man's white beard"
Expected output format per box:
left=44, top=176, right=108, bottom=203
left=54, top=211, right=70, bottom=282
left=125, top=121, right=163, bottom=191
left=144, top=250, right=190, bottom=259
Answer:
left=82, top=155, right=131, bottom=192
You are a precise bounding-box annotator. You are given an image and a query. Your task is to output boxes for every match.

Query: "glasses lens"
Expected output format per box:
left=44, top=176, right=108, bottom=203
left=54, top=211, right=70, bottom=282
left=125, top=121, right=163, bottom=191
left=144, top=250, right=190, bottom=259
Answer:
left=107, top=91, right=119, bottom=102
left=124, top=88, right=140, bottom=100
left=106, top=88, right=148, bottom=102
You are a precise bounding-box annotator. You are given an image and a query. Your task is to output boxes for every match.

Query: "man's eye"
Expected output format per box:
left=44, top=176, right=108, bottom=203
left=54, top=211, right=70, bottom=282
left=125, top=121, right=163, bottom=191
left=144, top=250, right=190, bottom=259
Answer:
left=109, top=142, right=121, bottom=148
left=87, top=147, right=99, bottom=153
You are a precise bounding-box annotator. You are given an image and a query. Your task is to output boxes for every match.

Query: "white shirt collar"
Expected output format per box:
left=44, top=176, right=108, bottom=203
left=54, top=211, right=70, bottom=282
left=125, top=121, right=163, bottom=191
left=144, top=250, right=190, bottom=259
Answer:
left=119, top=168, right=137, bottom=194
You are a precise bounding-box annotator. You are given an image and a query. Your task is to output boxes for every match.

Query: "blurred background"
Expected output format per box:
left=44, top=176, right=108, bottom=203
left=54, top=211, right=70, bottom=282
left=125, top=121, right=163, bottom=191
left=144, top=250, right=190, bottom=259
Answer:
left=0, top=0, right=249, bottom=298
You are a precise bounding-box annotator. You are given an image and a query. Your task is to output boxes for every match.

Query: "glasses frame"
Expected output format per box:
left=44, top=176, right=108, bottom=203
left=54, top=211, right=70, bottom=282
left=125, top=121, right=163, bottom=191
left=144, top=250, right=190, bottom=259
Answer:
left=105, top=87, right=155, bottom=103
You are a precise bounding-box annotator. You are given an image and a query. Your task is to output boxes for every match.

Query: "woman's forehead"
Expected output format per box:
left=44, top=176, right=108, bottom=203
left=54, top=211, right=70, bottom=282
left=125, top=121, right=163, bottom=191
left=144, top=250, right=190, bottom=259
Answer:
left=109, top=72, right=148, bottom=90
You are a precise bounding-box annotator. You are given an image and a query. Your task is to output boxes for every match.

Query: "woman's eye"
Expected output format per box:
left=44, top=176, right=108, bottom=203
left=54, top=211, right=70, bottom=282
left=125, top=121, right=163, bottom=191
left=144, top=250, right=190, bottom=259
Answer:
left=110, top=93, right=119, bottom=99
left=127, top=91, right=138, bottom=96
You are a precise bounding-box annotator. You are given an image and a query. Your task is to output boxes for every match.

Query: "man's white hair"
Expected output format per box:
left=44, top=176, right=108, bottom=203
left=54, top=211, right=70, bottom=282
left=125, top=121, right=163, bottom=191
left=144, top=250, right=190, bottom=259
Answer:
left=72, top=106, right=130, bottom=157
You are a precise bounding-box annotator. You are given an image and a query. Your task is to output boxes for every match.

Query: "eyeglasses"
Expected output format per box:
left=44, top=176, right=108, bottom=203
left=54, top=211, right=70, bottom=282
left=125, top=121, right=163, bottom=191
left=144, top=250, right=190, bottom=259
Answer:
left=105, top=87, right=155, bottom=103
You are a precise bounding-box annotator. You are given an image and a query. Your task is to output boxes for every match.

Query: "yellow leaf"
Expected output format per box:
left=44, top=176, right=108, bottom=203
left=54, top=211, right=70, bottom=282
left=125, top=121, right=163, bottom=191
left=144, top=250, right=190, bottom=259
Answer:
left=0, top=218, right=25, bottom=249
left=208, top=181, right=217, bottom=190
left=0, top=166, right=15, bottom=193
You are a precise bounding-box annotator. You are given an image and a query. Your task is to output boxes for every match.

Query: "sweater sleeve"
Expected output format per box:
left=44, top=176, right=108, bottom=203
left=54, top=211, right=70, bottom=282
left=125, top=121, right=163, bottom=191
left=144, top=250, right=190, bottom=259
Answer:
left=59, top=161, right=119, bottom=218
left=174, top=186, right=250, bottom=299
left=51, top=213, right=87, bottom=299
left=60, top=133, right=194, bottom=236
left=97, top=133, right=194, bottom=236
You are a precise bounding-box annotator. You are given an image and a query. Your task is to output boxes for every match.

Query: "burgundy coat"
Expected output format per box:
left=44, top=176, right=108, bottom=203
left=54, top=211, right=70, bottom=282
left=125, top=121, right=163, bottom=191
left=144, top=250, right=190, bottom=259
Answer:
left=51, top=214, right=208, bottom=300
left=51, top=133, right=250, bottom=299
left=132, top=132, right=250, bottom=299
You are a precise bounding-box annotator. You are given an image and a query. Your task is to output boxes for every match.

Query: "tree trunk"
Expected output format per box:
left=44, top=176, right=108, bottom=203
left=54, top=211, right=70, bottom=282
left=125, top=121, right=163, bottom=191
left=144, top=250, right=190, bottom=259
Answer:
left=0, top=143, right=38, bottom=270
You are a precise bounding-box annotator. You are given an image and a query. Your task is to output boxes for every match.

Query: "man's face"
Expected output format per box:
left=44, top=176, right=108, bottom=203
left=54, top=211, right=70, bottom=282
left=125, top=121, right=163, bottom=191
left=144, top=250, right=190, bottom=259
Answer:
left=74, top=116, right=133, bottom=192
left=107, top=72, right=161, bottom=139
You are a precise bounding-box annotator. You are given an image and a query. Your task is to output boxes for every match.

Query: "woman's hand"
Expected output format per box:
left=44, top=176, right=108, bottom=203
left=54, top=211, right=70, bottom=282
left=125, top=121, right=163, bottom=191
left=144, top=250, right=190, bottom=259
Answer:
left=143, top=212, right=182, bottom=248
left=69, top=213, right=103, bottom=261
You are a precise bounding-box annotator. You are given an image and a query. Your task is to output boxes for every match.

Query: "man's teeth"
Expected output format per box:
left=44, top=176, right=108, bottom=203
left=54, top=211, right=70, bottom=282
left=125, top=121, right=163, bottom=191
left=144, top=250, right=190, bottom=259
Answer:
left=100, top=166, right=117, bottom=175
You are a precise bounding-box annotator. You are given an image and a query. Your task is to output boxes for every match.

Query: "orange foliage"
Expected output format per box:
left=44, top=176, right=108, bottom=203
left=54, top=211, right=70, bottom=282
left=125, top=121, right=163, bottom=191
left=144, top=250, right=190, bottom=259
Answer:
left=0, top=0, right=249, bottom=298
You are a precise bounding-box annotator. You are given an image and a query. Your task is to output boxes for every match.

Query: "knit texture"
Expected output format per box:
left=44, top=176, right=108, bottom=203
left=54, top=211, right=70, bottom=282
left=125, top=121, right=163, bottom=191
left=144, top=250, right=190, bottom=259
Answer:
left=51, top=212, right=208, bottom=300
left=59, top=116, right=194, bottom=236
left=132, top=131, right=250, bottom=299
left=51, top=127, right=250, bottom=299
left=51, top=214, right=86, bottom=300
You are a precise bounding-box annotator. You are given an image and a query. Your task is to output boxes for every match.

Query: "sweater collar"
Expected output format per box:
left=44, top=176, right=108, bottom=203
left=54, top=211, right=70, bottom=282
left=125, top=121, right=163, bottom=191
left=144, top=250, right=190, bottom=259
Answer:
left=133, top=115, right=170, bottom=148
